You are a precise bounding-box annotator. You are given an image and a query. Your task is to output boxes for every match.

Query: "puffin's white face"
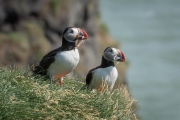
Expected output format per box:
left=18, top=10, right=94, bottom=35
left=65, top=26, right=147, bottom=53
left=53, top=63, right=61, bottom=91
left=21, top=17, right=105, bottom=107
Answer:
left=63, top=27, right=88, bottom=43
left=63, top=28, right=79, bottom=42
left=103, top=47, right=126, bottom=62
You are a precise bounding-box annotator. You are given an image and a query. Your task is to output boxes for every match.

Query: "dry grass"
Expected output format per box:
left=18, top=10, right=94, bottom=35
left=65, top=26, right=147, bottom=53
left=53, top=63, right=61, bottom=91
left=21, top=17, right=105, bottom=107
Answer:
left=0, top=67, right=137, bottom=120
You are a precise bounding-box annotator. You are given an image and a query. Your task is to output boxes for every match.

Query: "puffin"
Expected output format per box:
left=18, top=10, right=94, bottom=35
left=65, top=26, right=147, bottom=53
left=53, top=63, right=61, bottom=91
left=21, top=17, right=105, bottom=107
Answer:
left=33, top=27, right=88, bottom=85
left=85, top=47, right=126, bottom=91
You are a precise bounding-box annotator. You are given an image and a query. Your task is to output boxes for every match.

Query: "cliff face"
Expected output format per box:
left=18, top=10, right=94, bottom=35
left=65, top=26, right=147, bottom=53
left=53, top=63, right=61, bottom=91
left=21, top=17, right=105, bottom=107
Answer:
left=0, top=0, right=127, bottom=86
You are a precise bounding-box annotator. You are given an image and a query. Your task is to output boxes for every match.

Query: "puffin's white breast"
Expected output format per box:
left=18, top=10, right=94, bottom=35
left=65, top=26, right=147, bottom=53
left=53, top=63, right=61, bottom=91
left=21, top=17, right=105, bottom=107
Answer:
left=47, top=49, right=79, bottom=76
left=89, top=66, right=118, bottom=90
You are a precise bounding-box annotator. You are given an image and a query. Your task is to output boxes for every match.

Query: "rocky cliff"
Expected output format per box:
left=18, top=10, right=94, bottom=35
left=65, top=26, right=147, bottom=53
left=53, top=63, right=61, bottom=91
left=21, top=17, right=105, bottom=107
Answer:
left=0, top=0, right=127, bottom=87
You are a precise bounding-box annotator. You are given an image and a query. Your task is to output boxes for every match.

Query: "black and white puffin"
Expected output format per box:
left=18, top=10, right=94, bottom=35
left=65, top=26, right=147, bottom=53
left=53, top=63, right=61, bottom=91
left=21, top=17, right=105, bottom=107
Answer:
left=33, top=27, right=88, bottom=85
left=85, top=47, right=126, bottom=91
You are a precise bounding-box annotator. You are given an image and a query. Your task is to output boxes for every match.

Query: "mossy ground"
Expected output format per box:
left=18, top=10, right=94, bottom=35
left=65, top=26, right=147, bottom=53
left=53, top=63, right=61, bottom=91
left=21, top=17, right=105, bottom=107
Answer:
left=0, top=67, right=137, bottom=120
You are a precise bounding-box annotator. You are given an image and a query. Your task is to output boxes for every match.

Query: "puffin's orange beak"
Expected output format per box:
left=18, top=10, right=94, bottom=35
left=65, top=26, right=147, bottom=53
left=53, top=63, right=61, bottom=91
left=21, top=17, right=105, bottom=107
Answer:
left=116, top=49, right=126, bottom=62
left=76, top=28, right=88, bottom=47
left=78, top=28, right=88, bottom=40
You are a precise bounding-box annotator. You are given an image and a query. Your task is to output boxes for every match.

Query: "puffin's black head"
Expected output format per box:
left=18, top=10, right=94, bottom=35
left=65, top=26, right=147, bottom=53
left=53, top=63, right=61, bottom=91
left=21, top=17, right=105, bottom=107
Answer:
left=62, top=27, right=88, bottom=48
left=103, top=47, right=126, bottom=62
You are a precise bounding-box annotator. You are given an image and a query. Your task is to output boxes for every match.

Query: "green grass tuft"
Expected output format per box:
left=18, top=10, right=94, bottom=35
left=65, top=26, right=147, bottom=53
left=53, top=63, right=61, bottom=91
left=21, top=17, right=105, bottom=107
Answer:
left=0, top=67, right=137, bottom=120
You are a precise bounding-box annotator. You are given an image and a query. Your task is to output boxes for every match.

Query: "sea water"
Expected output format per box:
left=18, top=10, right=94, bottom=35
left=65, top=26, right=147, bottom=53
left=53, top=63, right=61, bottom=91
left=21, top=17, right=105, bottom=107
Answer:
left=100, top=0, right=180, bottom=120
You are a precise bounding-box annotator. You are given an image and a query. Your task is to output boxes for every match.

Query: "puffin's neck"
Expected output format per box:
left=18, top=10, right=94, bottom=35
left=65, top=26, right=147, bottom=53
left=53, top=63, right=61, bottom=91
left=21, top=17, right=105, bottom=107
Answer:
left=100, top=56, right=115, bottom=68
left=61, top=37, right=76, bottom=51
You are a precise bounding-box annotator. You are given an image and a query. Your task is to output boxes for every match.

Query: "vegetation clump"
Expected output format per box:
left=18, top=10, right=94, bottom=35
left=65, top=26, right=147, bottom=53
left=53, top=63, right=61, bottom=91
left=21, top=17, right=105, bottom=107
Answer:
left=0, top=67, right=137, bottom=120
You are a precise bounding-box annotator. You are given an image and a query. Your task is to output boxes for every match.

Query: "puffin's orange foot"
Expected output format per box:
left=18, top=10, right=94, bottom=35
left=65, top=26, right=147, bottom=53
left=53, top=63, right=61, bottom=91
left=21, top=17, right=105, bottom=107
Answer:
left=60, top=80, right=63, bottom=85
left=59, top=78, right=63, bottom=85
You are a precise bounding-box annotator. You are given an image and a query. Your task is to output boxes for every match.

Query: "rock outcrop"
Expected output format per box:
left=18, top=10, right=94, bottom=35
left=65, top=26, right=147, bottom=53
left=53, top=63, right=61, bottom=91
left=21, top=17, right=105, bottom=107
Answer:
left=0, top=0, right=127, bottom=87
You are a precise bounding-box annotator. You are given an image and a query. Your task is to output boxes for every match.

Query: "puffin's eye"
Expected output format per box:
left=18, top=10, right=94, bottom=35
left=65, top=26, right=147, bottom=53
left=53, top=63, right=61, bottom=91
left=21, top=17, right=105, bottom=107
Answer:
left=70, top=30, right=74, bottom=33
left=110, top=49, right=113, bottom=52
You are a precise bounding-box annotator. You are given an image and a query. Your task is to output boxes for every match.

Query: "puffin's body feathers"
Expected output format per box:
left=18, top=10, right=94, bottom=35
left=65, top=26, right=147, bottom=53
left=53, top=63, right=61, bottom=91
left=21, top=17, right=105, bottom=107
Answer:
left=86, top=57, right=116, bottom=90
left=86, top=66, right=118, bottom=90
left=33, top=47, right=60, bottom=75
left=47, top=48, right=79, bottom=77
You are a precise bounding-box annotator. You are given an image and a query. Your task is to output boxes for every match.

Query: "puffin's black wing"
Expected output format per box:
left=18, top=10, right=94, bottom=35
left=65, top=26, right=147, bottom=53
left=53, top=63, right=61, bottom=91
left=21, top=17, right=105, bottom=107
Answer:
left=86, top=67, right=99, bottom=86
left=33, top=47, right=62, bottom=75
left=86, top=70, right=93, bottom=85
left=33, top=56, right=55, bottom=75
left=43, top=47, right=62, bottom=58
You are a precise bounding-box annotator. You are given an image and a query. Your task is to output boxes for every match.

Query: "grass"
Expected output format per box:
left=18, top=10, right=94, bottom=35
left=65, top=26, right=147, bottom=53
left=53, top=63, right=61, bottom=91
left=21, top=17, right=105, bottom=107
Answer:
left=0, top=67, right=137, bottom=120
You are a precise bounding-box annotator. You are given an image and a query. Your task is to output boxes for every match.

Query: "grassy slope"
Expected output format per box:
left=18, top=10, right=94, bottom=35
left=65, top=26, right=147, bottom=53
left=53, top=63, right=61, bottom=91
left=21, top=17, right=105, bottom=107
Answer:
left=0, top=67, right=137, bottom=120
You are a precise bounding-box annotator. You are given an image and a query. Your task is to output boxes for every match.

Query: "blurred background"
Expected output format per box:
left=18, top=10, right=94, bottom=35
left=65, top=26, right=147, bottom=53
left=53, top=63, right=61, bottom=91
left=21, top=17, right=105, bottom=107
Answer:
left=100, top=0, right=180, bottom=120
left=0, top=0, right=127, bottom=91
left=0, top=0, right=180, bottom=120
